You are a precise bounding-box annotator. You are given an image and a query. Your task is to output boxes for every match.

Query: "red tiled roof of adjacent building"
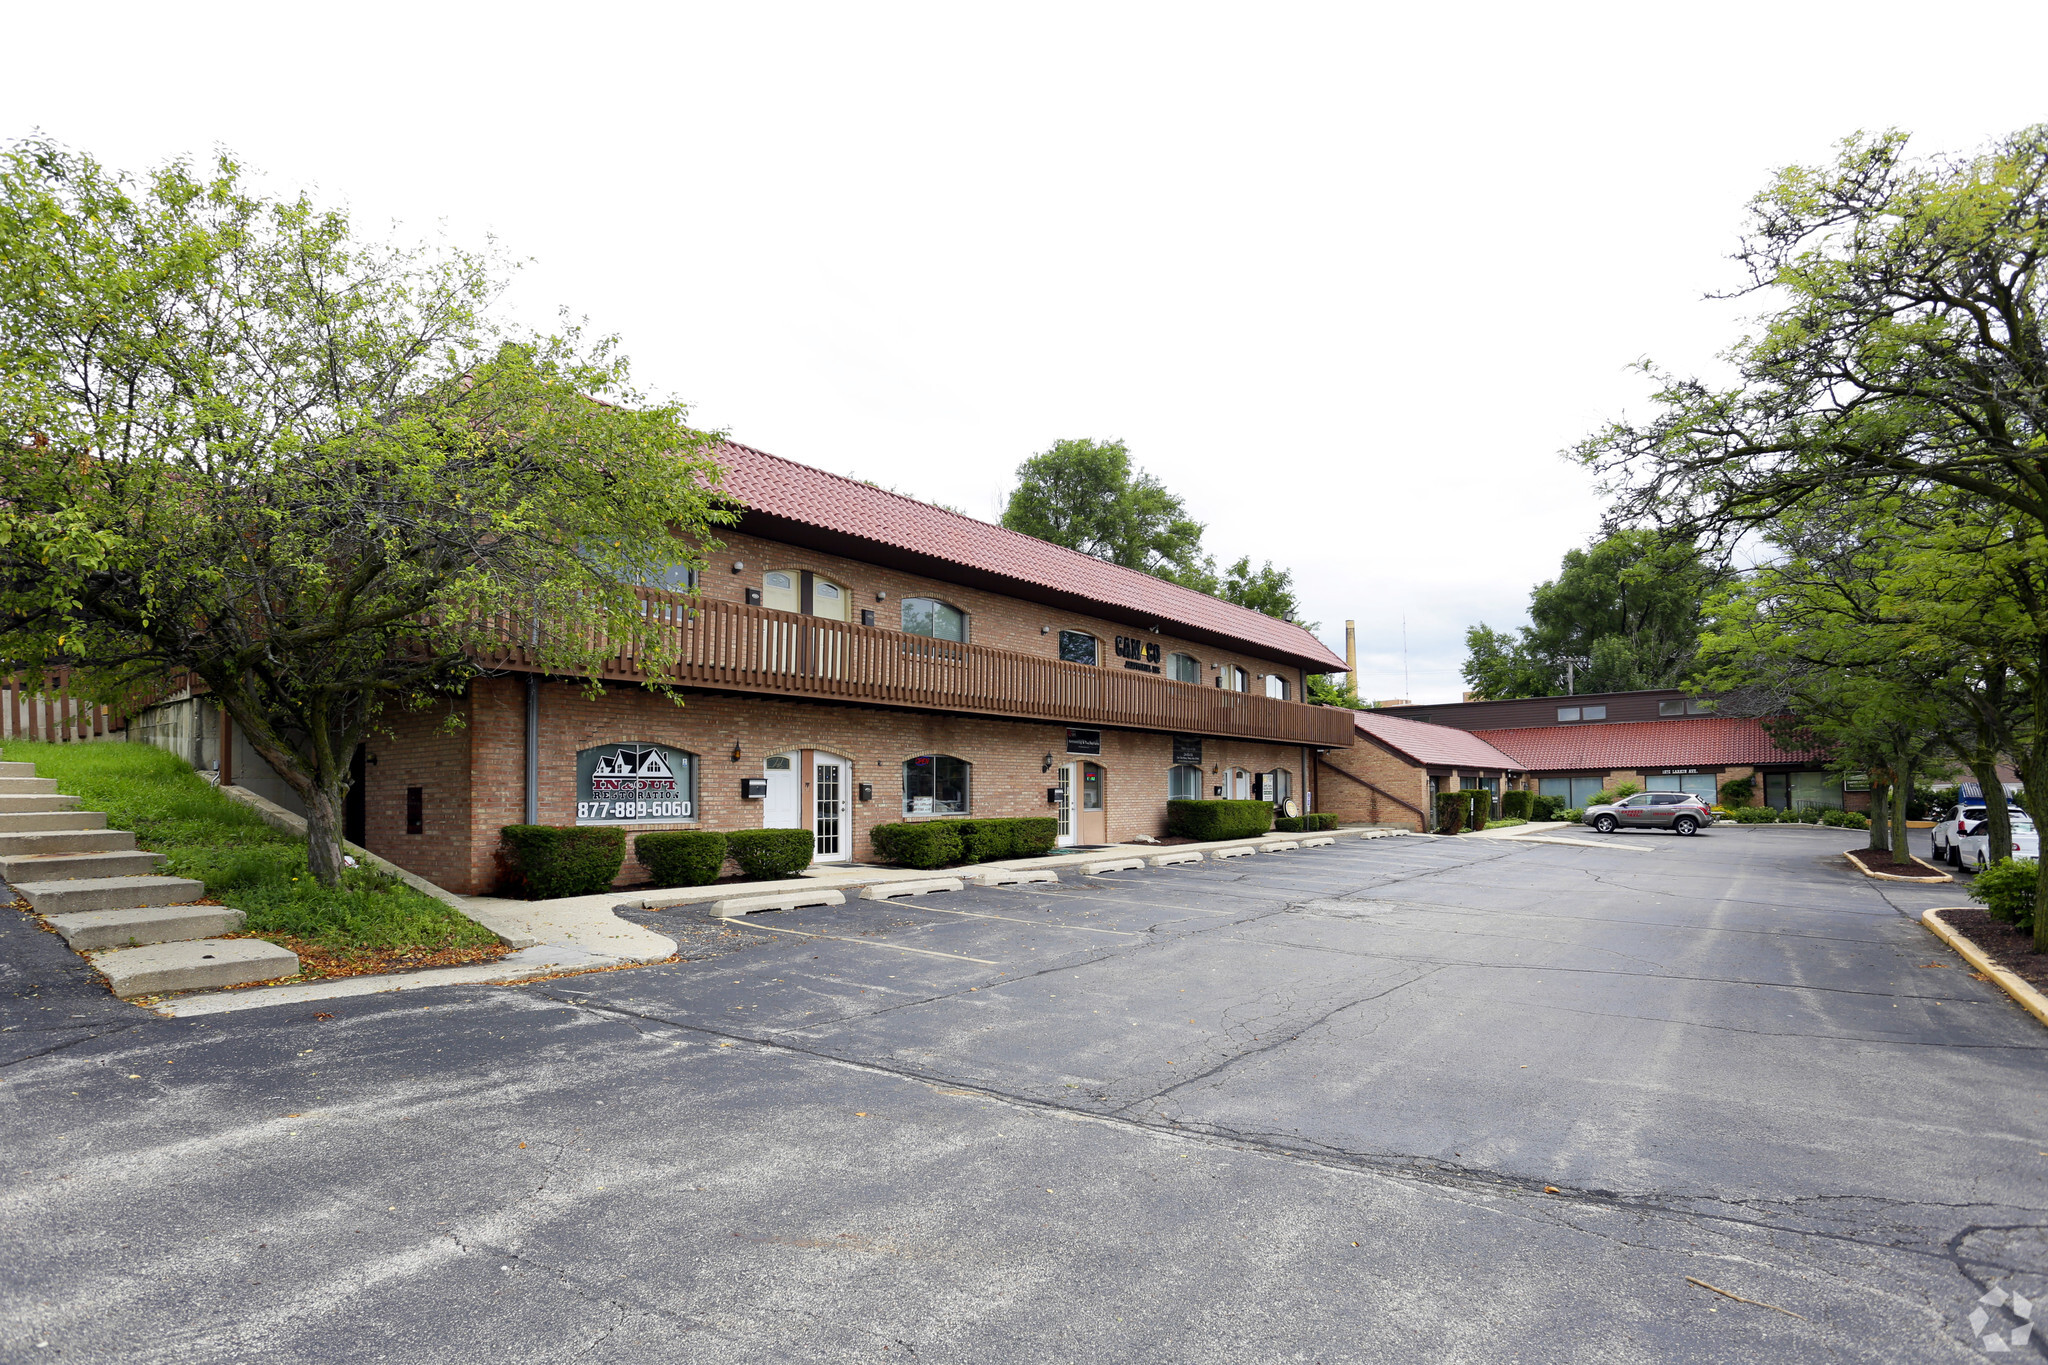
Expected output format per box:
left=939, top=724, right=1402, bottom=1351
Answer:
left=713, top=440, right=1347, bottom=670
left=1472, top=716, right=1831, bottom=771
left=1353, top=710, right=1527, bottom=771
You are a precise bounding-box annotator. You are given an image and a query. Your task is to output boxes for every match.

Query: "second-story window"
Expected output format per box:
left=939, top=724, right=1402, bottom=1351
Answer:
left=1264, top=674, right=1289, bottom=700
left=1059, top=630, right=1098, bottom=665
left=1218, top=666, right=1248, bottom=692
left=1168, top=652, right=1198, bottom=684
left=904, top=598, right=967, bottom=642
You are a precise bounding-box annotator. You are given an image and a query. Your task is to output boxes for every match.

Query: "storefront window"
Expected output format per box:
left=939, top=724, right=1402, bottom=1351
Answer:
left=1647, top=773, right=1717, bottom=802
left=1169, top=764, right=1203, bottom=800
left=903, top=754, right=970, bottom=815
left=1539, top=775, right=1606, bottom=807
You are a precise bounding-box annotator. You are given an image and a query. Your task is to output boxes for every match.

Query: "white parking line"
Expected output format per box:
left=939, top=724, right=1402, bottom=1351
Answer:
left=739, top=920, right=1004, bottom=965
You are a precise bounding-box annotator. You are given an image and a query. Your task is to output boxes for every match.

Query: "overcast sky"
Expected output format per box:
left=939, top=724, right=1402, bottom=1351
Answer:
left=8, top=3, right=2047, bottom=701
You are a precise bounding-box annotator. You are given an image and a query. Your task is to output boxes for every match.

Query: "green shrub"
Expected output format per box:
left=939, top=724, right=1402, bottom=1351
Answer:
left=1718, top=775, right=1755, bottom=807
left=500, top=825, right=626, bottom=899
left=1529, top=794, right=1565, bottom=822
left=1274, top=813, right=1339, bottom=833
left=1464, top=789, right=1491, bottom=829
left=1435, top=791, right=1466, bottom=834
left=1500, top=791, right=1533, bottom=820
left=634, top=830, right=728, bottom=887
left=1842, top=811, right=1869, bottom=829
left=869, top=821, right=964, bottom=869
left=1969, top=857, right=2038, bottom=931
left=1559, top=807, right=1584, bottom=823
left=1167, top=799, right=1274, bottom=841
left=1819, top=809, right=1846, bottom=827
left=1613, top=782, right=1639, bottom=800
left=1795, top=805, right=1827, bottom=825
left=948, top=816, right=1059, bottom=861
left=1587, top=789, right=1618, bottom=808
left=725, top=828, right=815, bottom=879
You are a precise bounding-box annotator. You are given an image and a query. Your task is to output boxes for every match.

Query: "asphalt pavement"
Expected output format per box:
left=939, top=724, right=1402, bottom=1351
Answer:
left=3, top=824, right=2043, bottom=1363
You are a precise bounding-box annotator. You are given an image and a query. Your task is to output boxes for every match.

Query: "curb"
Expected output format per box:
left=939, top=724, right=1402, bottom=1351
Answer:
left=1844, top=849, right=1952, bottom=883
left=1922, top=908, right=2048, bottom=1029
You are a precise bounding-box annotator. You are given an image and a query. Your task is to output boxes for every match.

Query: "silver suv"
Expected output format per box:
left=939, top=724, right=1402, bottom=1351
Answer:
left=1583, top=792, right=1713, bottom=836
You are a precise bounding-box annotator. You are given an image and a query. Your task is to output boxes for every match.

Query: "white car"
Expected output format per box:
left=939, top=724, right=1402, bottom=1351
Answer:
left=1930, top=803, right=1987, bottom=866
left=1960, top=814, right=2039, bottom=871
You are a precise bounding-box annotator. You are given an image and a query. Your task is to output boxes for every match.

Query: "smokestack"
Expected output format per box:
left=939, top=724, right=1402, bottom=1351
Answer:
left=1344, top=620, right=1356, bottom=678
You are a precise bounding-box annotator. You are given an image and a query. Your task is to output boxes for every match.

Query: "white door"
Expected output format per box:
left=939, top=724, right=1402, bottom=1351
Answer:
left=1055, top=763, right=1077, bottom=846
left=764, top=752, right=799, bottom=829
left=1228, top=768, right=1251, bottom=799
left=813, top=752, right=852, bottom=862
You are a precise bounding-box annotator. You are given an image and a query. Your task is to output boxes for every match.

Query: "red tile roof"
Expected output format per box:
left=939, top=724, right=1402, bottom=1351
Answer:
left=1472, top=716, right=1831, bottom=771
left=713, top=440, right=1347, bottom=670
left=1353, top=710, right=1527, bottom=770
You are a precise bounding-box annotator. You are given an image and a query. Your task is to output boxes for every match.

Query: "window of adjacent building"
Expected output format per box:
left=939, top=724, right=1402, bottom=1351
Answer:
left=1647, top=773, right=1717, bottom=802
left=1687, top=699, right=1714, bottom=714
left=1659, top=699, right=1684, bottom=717
left=1168, top=652, right=1199, bottom=684
left=1581, top=705, right=1606, bottom=720
left=1557, top=706, right=1580, bottom=722
left=1059, top=630, right=1098, bottom=665
left=903, top=754, right=970, bottom=815
left=1539, top=775, right=1606, bottom=807
left=903, top=598, right=967, bottom=642
left=1264, top=674, right=1289, bottom=700
left=1169, top=764, right=1203, bottom=800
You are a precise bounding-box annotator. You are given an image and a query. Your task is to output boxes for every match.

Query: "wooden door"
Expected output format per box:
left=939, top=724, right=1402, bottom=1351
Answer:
left=1079, top=762, right=1108, bottom=844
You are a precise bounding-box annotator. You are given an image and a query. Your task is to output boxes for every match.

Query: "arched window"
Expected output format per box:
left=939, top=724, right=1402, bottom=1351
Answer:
left=903, top=754, right=971, bottom=815
left=1168, top=764, right=1203, bottom=800
left=1058, top=630, right=1098, bottom=665
left=903, top=598, right=967, bottom=642
left=1222, top=666, right=1248, bottom=692
left=1264, top=674, right=1289, bottom=700
left=1168, top=652, right=1199, bottom=684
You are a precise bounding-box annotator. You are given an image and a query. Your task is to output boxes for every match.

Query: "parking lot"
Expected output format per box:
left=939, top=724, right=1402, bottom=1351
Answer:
left=4, top=825, right=2043, bottom=1362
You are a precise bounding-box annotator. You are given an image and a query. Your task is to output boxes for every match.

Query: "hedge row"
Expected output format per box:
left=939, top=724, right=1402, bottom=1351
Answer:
left=1274, top=813, right=1338, bottom=833
left=1434, top=791, right=1467, bottom=834
left=1500, top=791, right=1533, bottom=821
left=869, top=816, right=1060, bottom=869
left=1167, top=799, right=1274, bottom=841
left=500, top=825, right=627, bottom=899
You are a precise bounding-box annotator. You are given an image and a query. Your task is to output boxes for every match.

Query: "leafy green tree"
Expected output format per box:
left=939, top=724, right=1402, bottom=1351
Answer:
left=1306, top=672, right=1363, bottom=708
left=1577, top=124, right=2048, bottom=947
left=1001, top=438, right=1206, bottom=578
left=0, top=142, right=734, bottom=886
left=1462, top=530, right=1722, bottom=698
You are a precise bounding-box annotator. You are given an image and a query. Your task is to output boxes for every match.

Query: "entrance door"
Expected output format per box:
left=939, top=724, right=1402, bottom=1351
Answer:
left=1078, top=761, right=1108, bottom=844
left=812, top=752, right=851, bottom=863
left=764, top=753, right=799, bottom=829
left=1228, top=768, right=1251, bottom=799
left=1055, top=764, right=1076, bottom=846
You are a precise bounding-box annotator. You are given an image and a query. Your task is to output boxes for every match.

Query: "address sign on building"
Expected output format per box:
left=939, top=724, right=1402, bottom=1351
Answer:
left=575, top=743, right=694, bottom=824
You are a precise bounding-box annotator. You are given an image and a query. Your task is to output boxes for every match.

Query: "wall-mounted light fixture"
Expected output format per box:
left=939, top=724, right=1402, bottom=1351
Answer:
left=731, top=561, right=745, bottom=574
left=730, top=742, right=743, bottom=762
left=1042, top=753, right=1055, bottom=773
left=875, top=590, right=888, bottom=601
left=1040, top=624, right=1050, bottom=634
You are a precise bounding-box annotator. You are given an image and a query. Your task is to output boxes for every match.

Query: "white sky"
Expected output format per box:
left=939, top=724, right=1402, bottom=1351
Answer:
left=8, top=2, right=2048, bottom=701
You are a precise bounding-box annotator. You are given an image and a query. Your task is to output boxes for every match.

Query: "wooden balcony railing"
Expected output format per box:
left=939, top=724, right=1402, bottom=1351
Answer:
left=477, top=593, right=1354, bottom=748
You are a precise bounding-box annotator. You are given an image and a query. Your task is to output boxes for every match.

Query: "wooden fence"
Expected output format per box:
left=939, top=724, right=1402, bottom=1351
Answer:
left=1, top=671, right=128, bottom=744
left=477, top=593, right=1355, bottom=749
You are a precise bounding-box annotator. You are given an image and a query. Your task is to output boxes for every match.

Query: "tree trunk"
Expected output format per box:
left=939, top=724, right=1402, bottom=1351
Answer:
left=1891, top=754, right=1912, bottom=869
left=1870, top=780, right=1891, bottom=852
left=1966, top=754, right=2012, bottom=869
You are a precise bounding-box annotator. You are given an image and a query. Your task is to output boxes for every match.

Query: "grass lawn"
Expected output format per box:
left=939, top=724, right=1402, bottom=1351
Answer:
left=1483, top=818, right=1530, bottom=830
left=2, top=740, right=499, bottom=967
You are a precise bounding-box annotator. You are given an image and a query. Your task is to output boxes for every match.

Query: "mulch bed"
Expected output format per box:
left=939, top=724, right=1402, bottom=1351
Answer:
left=1844, top=847, right=1947, bottom=880
left=1933, top=906, right=2048, bottom=995
left=219, top=933, right=511, bottom=983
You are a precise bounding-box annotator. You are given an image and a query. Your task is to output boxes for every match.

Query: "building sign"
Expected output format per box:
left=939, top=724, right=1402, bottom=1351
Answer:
left=1065, top=728, right=1102, bottom=755
left=576, top=743, right=694, bottom=824
left=1115, top=635, right=1162, bottom=672
left=1172, top=735, right=1202, bottom=766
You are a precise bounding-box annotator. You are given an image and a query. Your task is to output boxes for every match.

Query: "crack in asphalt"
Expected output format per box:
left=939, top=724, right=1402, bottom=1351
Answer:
left=0, top=1023, right=138, bottom=1069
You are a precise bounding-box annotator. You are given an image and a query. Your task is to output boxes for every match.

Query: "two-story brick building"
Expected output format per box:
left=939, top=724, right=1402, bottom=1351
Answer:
left=352, top=441, right=1352, bottom=893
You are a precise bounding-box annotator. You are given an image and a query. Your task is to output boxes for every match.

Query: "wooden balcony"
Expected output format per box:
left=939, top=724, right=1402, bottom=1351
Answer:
left=478, top=593, right=1354, bottom=748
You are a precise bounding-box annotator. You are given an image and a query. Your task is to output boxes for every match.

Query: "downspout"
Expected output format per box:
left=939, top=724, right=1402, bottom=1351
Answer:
left=524, top=674, right=540, bottom=825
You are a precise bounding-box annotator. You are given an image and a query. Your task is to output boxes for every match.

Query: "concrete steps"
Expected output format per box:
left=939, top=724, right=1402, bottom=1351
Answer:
left=15, top=874, right=206, bottom=914
left=0, top=755, right=294, bottom=995
left=0, top=828, right=136, bottom=856
left=0, top=848, right=165, bottom=881
left=0, top=810, right=109, bottom=833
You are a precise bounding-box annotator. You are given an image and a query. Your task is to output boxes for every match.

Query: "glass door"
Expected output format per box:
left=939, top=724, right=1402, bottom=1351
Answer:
left=1056, top=763, right=1076, bottom=846
left=813, top=753, right=850, bottom=862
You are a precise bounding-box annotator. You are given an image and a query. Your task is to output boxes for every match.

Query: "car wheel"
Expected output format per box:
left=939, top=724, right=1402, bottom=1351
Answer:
left=1674, top=815, right=1698, bottom=836
left=1593, top=815, right=1618, bottom=834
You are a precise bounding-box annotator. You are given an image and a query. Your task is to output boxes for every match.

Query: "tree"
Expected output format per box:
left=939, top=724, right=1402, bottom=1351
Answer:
left=1462, top=530, right=1722, bottom=699
left=1577, top=124, right=2048, bottom=947
left=1001, top=439, right=1206, bottom=578
left=0, top=142, right=734, bottom=886
left=1306, top=672, right=1364, bottom=708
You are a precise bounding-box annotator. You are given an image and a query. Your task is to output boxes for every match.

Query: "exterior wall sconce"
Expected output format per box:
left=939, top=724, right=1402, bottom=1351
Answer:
left=731, top=561, right=745, bottom=573
left=1042, top=753, right=1055, bottom=772
left=731, top=742, right=743, bottom=762
left=1040, top=624, right=1050, bottom=634
left=875, top=590, right=887, bottom=601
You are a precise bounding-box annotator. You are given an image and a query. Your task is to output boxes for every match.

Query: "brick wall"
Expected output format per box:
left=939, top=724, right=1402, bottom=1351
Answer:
left=699, top=529, right=1313, bottom=701
left=368, top=676, right=1315, bottom=894
left=1315, top=731, right=1430, bottom=832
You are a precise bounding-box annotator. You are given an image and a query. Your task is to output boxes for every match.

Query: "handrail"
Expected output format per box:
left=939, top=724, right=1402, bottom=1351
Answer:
left=474, top=592, right=1354, bottom=748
